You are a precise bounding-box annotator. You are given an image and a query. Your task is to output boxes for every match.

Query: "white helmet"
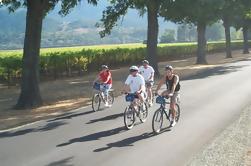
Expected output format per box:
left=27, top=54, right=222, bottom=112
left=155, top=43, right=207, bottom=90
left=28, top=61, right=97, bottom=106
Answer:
left=129, top=65, right=139, bottom=71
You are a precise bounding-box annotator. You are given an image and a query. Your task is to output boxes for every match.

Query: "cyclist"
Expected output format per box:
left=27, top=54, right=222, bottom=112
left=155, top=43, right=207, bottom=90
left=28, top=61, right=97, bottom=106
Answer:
left=93, top=65, right=112, bottom=107
left=123, top=66, right=146, bottom=107
left=139, top=60, right=155, bottom=106
left=155, top=65, right=180, bottom=127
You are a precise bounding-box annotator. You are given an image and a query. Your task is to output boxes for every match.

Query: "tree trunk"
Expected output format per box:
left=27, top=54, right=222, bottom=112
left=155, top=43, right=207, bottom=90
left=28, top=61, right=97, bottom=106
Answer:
left=223, top=17, right=232, bottom=58
left=196, top=22, right=208, bottom=64
left=146, top=1, right=160, bottom=76
left=243, top=24, right=249, bottom=54
left=15, top=0, right=45, bottom=109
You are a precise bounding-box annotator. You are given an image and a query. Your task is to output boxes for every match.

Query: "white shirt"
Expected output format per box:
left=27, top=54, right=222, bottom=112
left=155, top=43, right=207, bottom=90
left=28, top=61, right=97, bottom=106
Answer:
left=139, top=65, right=155, bottom=81
left=125, top=74, right=146, bottom=93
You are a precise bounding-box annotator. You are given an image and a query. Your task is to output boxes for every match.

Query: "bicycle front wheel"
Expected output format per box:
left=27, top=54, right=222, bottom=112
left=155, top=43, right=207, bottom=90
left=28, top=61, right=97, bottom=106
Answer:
left=152, top=108, right=165, bottom=134
left=92, top=94, right=101, bottom=112
left=124, top=106, right=135, bottom=130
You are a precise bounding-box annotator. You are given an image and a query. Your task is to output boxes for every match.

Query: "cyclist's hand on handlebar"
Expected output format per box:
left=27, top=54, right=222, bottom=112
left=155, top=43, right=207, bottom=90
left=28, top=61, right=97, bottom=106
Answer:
left=154, top=90, right=159, bottom=96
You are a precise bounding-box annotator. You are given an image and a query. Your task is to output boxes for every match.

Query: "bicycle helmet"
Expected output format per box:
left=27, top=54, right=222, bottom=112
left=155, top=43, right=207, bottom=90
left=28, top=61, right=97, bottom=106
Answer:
left=165, top=65, right=173, bottom=71
left=129, top=66, right=139, bottom=72
left=101, top=65, right=109, bottom=69
left=142, top=60, right=149, bottom=64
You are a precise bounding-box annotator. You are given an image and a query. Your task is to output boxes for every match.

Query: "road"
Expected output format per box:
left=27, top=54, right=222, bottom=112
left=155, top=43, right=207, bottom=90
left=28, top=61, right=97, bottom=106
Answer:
left=1, top=58, right=251, bottom=166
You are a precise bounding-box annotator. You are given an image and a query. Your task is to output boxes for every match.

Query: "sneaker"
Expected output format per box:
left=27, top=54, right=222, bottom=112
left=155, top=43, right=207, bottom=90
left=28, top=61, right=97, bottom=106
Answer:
left=171, top=120, right=176, bottom=127
left=149, top=102, right=153, bottom=107
left=104, top=102, right=109, bottom=107
left=169, top=115, right=173, bottom=122
left=107, top=104, right=112, bottom=108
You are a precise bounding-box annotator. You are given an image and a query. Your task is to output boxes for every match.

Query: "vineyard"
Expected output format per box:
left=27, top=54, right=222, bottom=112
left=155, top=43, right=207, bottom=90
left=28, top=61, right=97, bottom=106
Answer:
left=0, top=41, right=247, bottom=85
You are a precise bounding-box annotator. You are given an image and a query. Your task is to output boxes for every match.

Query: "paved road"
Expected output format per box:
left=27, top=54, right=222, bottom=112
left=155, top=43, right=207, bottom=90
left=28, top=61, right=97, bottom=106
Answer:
left=1, top=58, right=251, bottom=166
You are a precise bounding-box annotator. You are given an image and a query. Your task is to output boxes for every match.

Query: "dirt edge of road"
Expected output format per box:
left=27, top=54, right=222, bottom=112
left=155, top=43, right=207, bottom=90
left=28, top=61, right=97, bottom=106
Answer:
left=187, top=105, right=251, bottom=166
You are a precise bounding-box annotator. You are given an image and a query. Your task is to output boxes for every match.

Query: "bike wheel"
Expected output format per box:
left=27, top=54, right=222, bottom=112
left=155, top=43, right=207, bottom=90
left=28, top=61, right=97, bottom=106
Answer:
left=152, top=108, right=164, bottom=134
left=108, top=91, right=114, bottom=105
left=92, top=94, right=101, bottom=112
left=139, top=103, right=148, bottom=123
left=124, top=106, right=135, bottom=130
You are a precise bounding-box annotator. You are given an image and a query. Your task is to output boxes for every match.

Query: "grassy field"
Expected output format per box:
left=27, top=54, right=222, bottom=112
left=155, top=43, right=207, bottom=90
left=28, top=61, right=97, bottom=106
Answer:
left=0, top=42, right=194, bottom=54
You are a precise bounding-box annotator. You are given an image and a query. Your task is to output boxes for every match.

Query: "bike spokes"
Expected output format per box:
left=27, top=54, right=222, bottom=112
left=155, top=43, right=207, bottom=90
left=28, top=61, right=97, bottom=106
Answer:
left=152, top=109, right=164, bottom=134
left=124, top=107, right=135, bottom=130
left=92, top=94, right=101, bottom=112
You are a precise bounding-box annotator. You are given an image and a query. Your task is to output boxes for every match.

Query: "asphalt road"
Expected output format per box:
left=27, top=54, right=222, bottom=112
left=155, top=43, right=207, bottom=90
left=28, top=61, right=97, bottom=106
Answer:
left=1, top=58, right=251, bottom=166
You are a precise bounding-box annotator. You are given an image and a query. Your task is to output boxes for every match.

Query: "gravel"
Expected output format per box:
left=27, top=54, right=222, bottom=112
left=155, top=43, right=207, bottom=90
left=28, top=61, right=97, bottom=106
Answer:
left=187, top=106, right=251, bottom=166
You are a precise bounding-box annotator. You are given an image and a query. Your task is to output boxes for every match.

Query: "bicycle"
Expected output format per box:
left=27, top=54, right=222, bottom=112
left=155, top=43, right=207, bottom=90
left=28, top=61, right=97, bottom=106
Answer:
left=152, top=95, right=180, bottom=134
left=92, top=82, right=114, bottom=112
left=123, top=93, right=148, bottom=130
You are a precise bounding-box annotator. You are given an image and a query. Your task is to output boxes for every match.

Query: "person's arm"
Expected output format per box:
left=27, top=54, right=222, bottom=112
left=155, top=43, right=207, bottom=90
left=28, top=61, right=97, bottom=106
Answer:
left=136, top=77, right=145, bottom=94
left=93, top=75, right=100, bottom=84
left=155, top=76, right=165, bottom=94
left=123, top=76, right=131, bottom=93
left=148, top=72, right=154, bottom=81
left=170, top=75, right=179, bottom=94
left=148, top=67, right=155, bottom=81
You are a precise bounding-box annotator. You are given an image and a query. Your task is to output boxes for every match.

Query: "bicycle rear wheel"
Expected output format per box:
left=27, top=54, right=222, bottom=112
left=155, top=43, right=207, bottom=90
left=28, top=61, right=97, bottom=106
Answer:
left=139, top=103, right=148, bottom=123
left=124, top=106, right=136, bottom=130
left=152, top=108, right=165, bottom=134
left=92, top=93, right=101, bottom=112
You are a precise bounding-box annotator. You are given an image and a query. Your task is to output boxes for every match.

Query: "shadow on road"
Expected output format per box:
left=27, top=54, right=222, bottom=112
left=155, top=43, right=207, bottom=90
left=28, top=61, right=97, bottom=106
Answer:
left=48, top=110, right=94, bottom=122
left=86, top=113, right=124, bottom=124
left=45, top=156, right=74, bottom=166
left=57, top=126, right=126, bottom=147
left=182, top=65, right=248, bottom=81
left=93, top=132, right=155, bottom=152
left=93, top=128, right=171, bottom=152
left=0, top=121, right=67, bottom=138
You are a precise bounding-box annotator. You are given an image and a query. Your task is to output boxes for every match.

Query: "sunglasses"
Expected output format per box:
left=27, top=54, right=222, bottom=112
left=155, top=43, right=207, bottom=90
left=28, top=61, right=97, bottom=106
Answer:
left=130, top=70, right=138, bottom=73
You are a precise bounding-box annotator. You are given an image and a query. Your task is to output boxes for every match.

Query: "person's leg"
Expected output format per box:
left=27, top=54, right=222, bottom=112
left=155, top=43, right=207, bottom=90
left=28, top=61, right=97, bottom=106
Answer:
left=147, top=85, right=152, bottom=104
left=170, top=93, right=178, bottom=126
left=103, top=84, right=110, bottom=106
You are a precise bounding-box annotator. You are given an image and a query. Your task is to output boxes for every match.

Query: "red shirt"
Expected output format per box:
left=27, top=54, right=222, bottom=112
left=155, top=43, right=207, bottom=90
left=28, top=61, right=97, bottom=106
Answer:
left=99, top=71, right=112, bottom=84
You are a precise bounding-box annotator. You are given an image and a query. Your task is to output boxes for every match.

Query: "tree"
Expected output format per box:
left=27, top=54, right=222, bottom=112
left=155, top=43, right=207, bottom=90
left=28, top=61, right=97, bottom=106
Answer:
left=161, top=0, right=224, bottom=64
left=98, top=0, right=175, bottom=76
left=160, top=29, right=175, bottom=43
left=232, top=0, right=251, bottom=54
left=0, top=0, right=98, bottom=109
left=219, top=0, right=238, bottom=58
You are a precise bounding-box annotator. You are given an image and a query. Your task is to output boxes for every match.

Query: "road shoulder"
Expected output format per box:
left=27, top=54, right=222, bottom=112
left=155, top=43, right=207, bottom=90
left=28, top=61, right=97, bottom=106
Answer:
left=187, top=105, right=251, bottom=166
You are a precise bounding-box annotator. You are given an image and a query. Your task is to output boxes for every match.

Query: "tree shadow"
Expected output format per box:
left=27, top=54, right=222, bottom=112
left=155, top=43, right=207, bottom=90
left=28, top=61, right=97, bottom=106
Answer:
left=45, top=156, right=74, bottom=166
left=181, top=65, right=248, bottom=81
left=0, top=121, right=67, bottom=138
left=48, top=110, right=94, bottom=122
left=57, top=126, right=126, bottom=147
left=86, top=113, right=124, bottom=124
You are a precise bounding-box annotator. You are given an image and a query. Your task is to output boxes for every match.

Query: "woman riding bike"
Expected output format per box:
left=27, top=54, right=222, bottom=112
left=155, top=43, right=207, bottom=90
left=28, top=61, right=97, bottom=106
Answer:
left=155, top=65, right=180, bottom=127
left=93, top=65, right=113, bottom=107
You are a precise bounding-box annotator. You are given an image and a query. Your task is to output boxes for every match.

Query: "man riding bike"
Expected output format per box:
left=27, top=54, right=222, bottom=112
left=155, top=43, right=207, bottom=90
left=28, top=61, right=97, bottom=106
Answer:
left=93, top=65, right=112, bottom=107
left=139, top=60, right=155, bottom=107
left=155, top=65, right=180, bottom=127
left=123, top=66, right=146, bottom=108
